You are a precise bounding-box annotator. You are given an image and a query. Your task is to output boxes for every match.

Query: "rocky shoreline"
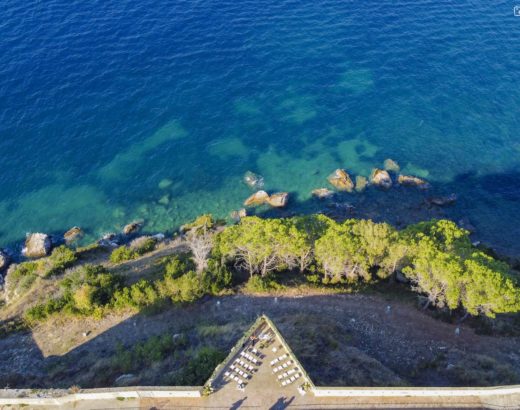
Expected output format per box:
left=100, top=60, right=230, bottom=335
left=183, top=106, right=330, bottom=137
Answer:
left=0, top=157, right=506, bottom=285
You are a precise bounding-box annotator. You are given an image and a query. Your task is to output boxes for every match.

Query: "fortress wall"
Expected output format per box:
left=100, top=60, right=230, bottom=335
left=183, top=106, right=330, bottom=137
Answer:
left=312, top=385, right=520, bottom=397
left=0, top=387, right=202, bottom=406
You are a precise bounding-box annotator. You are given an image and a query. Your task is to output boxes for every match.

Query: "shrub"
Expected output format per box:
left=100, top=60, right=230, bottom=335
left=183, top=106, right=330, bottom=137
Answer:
left=129, top=237, right=157, bottom=255
left=163, top=254, right=195, bottom=279
left=175, top=347, right=225, bottom=385
left=43, top=245, right=77, bottom=277
left=4, top=262, right=39, bottom=300
left=110, top=246, right=139, bottom=263
left=112, top=333, right=188, bottom=373
left=244, top=275, right=283, bottom=293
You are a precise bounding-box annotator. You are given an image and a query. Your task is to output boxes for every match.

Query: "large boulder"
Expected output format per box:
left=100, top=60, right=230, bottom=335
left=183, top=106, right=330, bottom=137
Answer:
left=123, top=221, right=142, bottom=236
left=370, top=169, right=392, bottom=189
left=327, top=169, right=354, bottom=192
left=267, top=192, right=289, bottom=208
left=243, top=171, right=264, bottom=189
left=244, top=190, right=269, bottom=206
left=63, top=226, right=84, bottom=244
left=383, top=158, right=400, bottom=173
left=23, top=233, right=51, bottom=258
left=397, top=175, right=430, bottom=190
left=0, top=250, right=10, bottom=272
left=312, top=188, right=334, bottom=199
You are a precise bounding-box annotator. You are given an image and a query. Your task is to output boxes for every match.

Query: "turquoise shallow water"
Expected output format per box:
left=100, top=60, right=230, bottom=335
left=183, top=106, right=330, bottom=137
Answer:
left=1, top=0, right=520, bottom=255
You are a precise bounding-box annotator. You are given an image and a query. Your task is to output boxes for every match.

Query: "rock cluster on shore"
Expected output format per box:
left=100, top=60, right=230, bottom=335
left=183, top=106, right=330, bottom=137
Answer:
left=244, top=190, right=289, bottom=208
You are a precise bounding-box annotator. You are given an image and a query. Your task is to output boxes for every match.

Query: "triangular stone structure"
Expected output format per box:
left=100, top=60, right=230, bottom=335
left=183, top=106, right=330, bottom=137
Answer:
left=205, top=315, right=312, bottom=396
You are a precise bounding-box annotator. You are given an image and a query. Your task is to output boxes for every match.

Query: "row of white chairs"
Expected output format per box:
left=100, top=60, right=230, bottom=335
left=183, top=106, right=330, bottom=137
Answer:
left=270, top=353, right=288, bottom=366
left=277, top=368, right=298, bottom=380
left=234, top=358, right=255, bottom=372
left=240, top=351, right=258, bottom=364
left=272, top=360, right=293, bottom=373
left=229, top=365, right=251, bottom=379
left=224, top=371, right=245, bottom=385
left=281, top=373, right=301, bottom=386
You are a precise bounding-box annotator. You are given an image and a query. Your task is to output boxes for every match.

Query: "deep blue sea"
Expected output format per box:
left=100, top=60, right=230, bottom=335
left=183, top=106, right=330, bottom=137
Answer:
left=1, top=0, right=520, bottom=255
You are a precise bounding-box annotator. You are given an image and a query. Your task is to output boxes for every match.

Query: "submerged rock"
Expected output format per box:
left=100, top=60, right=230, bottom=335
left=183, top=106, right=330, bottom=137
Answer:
left=0, top=250, right=10, bottom=272
left=267, top=192, right=289, bottom=208
left=327, top=169, right=354, bottom=192
left=371, top=169, right=392, bottom=189
left=23, top=233, right=51, bottom=258
left=244, top=190, right=269, bottom=206
left=158, top=178, right=173, bottom=189
left=384, top=158, right=400, bottom=173
left=397, top=174, right=430, bottom=190
left=427, top=194, right=457, bottom=207
left=312, top=188, right=334, bottom=199
left=63, top=226, right=84, bottom=244
left=243, top=171, right=264, bottom=189
left=230, top=208, right=247, bottom=221
left=123, top=221, right=143, bottom=236
left=355, top=176, right=368, bottom=192
left=458, top=218, right=476, bottom=234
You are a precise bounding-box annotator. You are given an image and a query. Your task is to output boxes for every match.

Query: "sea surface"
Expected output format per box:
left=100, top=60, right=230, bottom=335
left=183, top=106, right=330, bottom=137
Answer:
left=1, top=0, right=520, bottom=255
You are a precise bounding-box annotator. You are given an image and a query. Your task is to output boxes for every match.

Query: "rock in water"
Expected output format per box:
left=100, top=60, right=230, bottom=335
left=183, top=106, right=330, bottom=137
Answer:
left=355, top=176, right=368, bottom=192
left=371, top=169, right=392, bottom=189
left=327, top=169, right=354, bottom=192
left=230, top=208, right=247, bottom=221
left=123, top=221, right=143, bottom=235
left=63, top=226, right=83, bottom=244
left=398, top=175, right=430, bottom=189
left=158, top=178, right=173, bottom=189
left=0, top=250, right=10, bottom=271
left=23, top=233, right=51, bottom=258
left=243, top=171, right=264, bottom=189
left=384, top=158, right=400, bottom=173
left=427, top=194, right=457, bottom=206
left=244, top=190, right=269, bottom=206
left=267, top=192, right=289, bottom=208
left=312, top=188, right=334, bottom=199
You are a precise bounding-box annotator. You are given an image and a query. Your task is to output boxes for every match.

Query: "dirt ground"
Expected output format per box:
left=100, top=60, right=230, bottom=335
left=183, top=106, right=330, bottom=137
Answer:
left=0, top=290, right=519, bottom=389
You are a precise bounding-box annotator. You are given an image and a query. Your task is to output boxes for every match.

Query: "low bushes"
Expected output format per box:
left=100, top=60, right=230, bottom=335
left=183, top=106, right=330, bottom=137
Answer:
left=110, top=237, right=157, bottom=263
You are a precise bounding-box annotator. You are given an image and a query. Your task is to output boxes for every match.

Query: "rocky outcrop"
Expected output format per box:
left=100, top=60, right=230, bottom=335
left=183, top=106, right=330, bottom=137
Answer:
left=23, top=233, right=51, bottom=258
left=267, top=192, right=289, bottom=208
left=398, top=175, right=430, bottom=189
left=371, top=169, right=392, bottom=189
left=427, top=194, right=457, bottom=206
left=355, top=176, right=368, bottom=192
left=327, top=169, right=354, bottom=192
left=244, top=190, right=270, bottom=206
left=384, top=158, right=400, bottom=173
left=312, top=188, right=334, bottom=199
left=64, top=226, right=83, bottom=244
left=98, top=233, right=120, bottom=247
left=244, top=171, right=264, bottom=189
left=0, top=250, right=10, bottom=272
left=123, top=221, right=143, bottom=236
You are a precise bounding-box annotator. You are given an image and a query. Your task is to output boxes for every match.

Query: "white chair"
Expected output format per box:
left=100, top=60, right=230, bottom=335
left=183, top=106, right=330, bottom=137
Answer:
left=230, top=365, right=235, bottom=371
left=282, top=363, right=288, bottom=369
left=290, top=376, right=296, bottom=382
left=294, top=373, right=301, bottom=379
left=282, top=381, right=287, bottom=386
left=277, top=374, right=283, bottom=380
left=224, top=371, right=230, bottom=378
